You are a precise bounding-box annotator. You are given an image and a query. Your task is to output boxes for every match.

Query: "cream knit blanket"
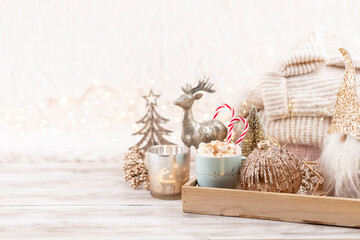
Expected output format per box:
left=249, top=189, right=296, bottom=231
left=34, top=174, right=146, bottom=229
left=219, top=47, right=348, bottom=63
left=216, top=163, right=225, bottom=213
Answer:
left=235, top=29, right=360, bottom=147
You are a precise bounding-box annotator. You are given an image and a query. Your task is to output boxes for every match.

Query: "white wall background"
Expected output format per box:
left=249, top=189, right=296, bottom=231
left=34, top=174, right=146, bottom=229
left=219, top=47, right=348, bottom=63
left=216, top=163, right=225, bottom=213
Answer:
left=0, top=0, right=359, bottom=161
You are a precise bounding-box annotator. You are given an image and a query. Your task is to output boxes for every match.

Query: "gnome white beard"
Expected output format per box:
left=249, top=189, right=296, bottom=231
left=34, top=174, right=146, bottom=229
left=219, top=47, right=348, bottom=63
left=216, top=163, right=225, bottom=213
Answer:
left=319, top=133, right=360, bottom=198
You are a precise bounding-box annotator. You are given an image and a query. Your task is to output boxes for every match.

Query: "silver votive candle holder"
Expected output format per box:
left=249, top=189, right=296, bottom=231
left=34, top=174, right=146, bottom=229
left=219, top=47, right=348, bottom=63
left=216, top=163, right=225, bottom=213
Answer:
left=146, top=145, right=190, bottom=200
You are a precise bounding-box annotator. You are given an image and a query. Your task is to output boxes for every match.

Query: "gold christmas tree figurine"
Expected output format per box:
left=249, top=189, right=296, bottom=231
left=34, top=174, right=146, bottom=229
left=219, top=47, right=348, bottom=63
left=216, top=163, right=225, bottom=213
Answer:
left=130, top=89, right=174, bottom=151
left=240, top=106, right=268, bottom=157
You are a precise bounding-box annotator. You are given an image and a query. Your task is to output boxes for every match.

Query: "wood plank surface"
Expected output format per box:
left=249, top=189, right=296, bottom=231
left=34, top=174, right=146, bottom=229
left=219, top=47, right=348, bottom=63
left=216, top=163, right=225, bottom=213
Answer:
left=182, top=179, right=360, bottom=228
left=0, top=162, right=359, bottom=239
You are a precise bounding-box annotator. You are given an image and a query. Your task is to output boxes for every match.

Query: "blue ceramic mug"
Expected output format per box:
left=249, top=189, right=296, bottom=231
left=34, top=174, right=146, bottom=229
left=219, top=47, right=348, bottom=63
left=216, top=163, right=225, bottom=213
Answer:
left=195, top=153, right=245, bottom=188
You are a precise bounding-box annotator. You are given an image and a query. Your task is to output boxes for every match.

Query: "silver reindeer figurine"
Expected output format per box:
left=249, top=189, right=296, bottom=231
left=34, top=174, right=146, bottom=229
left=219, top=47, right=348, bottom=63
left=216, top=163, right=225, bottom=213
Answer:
left=174, top=77, right=227, bottom=148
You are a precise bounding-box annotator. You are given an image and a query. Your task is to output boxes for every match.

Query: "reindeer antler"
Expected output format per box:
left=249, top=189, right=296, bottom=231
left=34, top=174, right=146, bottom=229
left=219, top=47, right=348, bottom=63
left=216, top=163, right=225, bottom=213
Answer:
left=181, top=77, right=215, bottom=94
left=181, top=83, right=192, bottom=94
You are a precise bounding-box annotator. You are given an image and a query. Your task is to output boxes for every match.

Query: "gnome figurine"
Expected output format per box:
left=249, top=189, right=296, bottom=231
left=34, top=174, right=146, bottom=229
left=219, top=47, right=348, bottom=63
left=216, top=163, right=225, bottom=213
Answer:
left=319, top=48, right=360, bottom=199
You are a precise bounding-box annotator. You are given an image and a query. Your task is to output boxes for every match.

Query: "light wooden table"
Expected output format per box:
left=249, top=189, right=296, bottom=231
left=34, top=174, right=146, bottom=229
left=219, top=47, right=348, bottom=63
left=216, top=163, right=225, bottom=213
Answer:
left=1, top=161, right=359, bottom=239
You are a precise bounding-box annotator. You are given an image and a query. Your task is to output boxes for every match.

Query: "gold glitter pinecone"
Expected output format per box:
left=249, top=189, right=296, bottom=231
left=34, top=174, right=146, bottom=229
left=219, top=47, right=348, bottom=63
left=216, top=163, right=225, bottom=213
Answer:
left=239, top=145, right=302, bottom=193
left=123, top=146, right=150, bottom=190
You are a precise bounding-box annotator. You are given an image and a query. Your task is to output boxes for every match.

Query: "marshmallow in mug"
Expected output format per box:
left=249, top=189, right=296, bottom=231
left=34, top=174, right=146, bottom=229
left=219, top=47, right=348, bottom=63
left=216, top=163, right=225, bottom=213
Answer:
left=196, top=140, right=241, bottom=157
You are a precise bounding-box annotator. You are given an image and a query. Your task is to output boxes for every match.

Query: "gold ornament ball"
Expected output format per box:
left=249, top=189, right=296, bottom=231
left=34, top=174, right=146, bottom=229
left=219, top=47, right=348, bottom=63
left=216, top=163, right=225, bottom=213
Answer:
left=239, top=145, right=302, bottom=193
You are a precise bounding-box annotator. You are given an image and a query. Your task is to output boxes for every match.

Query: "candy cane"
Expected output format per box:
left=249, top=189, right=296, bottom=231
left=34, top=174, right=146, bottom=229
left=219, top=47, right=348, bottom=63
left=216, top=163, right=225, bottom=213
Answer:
left=213, top=103, right=235, bottom=120
left=213, top=103, right=236, bottom=143
left=228, top=116, right=249, bottom=145
left=226, top=122, right=235, bottom=143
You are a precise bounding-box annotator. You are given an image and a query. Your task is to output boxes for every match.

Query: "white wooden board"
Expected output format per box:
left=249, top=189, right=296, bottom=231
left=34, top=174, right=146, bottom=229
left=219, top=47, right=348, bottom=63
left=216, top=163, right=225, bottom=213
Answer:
left=0, top=162, right=359, bottom=239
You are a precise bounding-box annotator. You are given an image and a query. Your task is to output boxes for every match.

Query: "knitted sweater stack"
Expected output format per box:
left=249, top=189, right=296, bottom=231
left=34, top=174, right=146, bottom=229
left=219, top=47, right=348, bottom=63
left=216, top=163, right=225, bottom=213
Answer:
left=235, top=29, right=360, bottom=148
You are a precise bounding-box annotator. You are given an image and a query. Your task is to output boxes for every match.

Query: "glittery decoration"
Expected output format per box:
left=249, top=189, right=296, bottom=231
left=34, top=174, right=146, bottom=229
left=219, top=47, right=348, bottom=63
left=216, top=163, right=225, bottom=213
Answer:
left=298, top=160, right=324, bottom=195
left=327, top=48, right=360, bottom=141
left=240, top=106, right=268, bottom=157
left=130, top=89, right=174, bottom=151
left=124, top=146, right=150, bottom=190
left=239, top=145, right=302, bottom=193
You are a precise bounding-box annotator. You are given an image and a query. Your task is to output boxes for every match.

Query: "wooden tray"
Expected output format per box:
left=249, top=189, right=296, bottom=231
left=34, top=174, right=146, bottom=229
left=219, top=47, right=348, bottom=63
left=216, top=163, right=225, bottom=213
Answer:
left=182, top=178, right=360, bottom=228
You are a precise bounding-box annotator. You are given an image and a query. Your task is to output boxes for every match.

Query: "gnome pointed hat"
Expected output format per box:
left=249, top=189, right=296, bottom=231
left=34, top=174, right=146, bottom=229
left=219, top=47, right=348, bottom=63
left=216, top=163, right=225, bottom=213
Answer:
left=327, top=48, right=360, bottom=141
